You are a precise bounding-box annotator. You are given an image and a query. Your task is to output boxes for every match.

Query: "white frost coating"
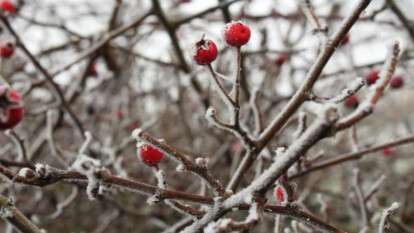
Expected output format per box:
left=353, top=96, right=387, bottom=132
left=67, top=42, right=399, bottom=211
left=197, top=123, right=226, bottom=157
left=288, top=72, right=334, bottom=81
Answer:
left=71, top=155, right=102, bottom=201
left=131, top=128, right=143, bottom=140
left=215, top=72, right=233, bottom=82
left=205, top=106, right=241, bottom=137
left=35, top=163, right=51, bottom=178
left=131, top=128, right=147, bottom=150
left=78, top=131, right=93, bottom=155
left=154, top=169, right=166, bottom=189
left=224, top=107, right=335, bottom=209
left=176, top=164, right=186, bottom=172
left=17, top=168, right=35, bottom=178
left=204, top=221, right=219, bottom=233
left=114, top=157, right=128, bottom=178
left=274, top=147, right=286, bottom=156
left=181, top=197, right=223, bottom=233
left=243, top=193, right=254, bottom=204
left=246, top=202, right=259, bottom=222
left=146, top=195, right=159, bottom=206
left=378, top=202, right=400, bottom=233
left=0, top=206, right=14, bottom=218
left=218, top=218, right=232, bottom=229
left=195, top=157, right=209, bottom=167
left=208, top=71, right=236, bottom=119
left=331, top=77, right=365, bottom=103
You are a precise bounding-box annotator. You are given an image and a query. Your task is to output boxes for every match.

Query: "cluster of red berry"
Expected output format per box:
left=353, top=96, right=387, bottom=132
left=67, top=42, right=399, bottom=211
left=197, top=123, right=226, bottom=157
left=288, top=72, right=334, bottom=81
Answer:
left=193, top=22, right=290, bottom=67
left=344, top=68, right=406, bottom=109
left=0, top=85, right=24, bottom=130
left=193, top=21, right=251, bottom=65
left=0, top=1, right=17, bottom=58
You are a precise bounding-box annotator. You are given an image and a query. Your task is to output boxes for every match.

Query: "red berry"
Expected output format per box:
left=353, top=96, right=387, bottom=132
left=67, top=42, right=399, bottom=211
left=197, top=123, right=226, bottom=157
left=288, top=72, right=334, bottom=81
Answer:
left=365, top=69, right=379, bottom=85
left=139, top=145, right=164, bottom=166
left=382, top=147, right=395, bottom=157
left=344, top=95, right=359, bottom=109
left=0, top=85, right=24, bottom=130
left=341, top=34, right=350, bottom=46
left=0, top=0, right=16, bottom=13
left=390, top=75, right=404, bottom=89
left=0, top=42, right=14, bottom=58
left=275, top=53, right=289, bottom=66
left=89, top=63, right=98, bottom=77
left=193, top=39, right=217, bottom=65
left=274, top=186, right=286, bottom=203
left=224, top=22, right=251, bottom=47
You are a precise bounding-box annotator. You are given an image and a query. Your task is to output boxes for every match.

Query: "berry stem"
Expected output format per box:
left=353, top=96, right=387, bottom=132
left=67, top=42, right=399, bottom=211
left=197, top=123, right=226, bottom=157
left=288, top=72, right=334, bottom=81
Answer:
left=232, top=47, right=241, bottom=126
left=207, top=64, right=235, bottom=108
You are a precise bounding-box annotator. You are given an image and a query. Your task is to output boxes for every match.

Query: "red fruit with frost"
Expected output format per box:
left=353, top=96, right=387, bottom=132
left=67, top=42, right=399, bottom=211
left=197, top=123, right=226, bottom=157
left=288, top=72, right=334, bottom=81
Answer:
left=382, top=147, right=395, bottom=157
left=193, top=39, right=217, bottom=65
left=0, top=0, right=16, bottom=13
left=275, top=53, right=289, bottom=66
left=365, top=69, right=379, bottom=85
left=224, top=22, right=251, bottom=47
left=274, top=185, right=286, bottom=203
left=0, top=85, right=24, bottom=130
left=390, top=75, right=404, bottom=89
left=344, top=95, right=359, bottom=109
left=139, top=145, right=164, bottom=166
left=0, top=42, right=14, bottom=58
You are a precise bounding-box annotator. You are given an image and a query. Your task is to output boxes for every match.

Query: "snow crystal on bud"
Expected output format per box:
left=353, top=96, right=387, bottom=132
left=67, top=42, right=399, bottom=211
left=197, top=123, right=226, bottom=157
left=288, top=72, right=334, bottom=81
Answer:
left=389, top=202, right=400, bottom=211
left=146, top=195, right=160, bottom=206
left=195, top=157, right=209, bottom=167
left=176, top=164, right=186, bottom=172
left=131, top=128, right=143, bottom=140
left=205, top=107, right=216, bottom=118
left=17, top=168, right=36, bottom=179
left=35, top=164, right=51, bottom=178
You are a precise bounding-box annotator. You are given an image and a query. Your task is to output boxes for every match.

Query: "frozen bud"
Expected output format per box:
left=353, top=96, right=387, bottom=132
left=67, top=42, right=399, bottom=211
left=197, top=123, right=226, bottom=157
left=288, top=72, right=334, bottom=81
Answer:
left=35, top=164, right=50, bottom=178
left=17, top=168, right=36, bottom=179
left=146, top=195, right=160, bottom=206
left=176, top=164, right=186, bottom=172
left=195, top=157, right=209, bottom=167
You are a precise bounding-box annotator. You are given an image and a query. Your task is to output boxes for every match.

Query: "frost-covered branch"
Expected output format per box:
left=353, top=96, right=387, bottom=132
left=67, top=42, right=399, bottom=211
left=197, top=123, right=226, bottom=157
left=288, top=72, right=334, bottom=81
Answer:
left=0, top=194, right=45, bottom=233
left=132, top=130, right=226, bottom=196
